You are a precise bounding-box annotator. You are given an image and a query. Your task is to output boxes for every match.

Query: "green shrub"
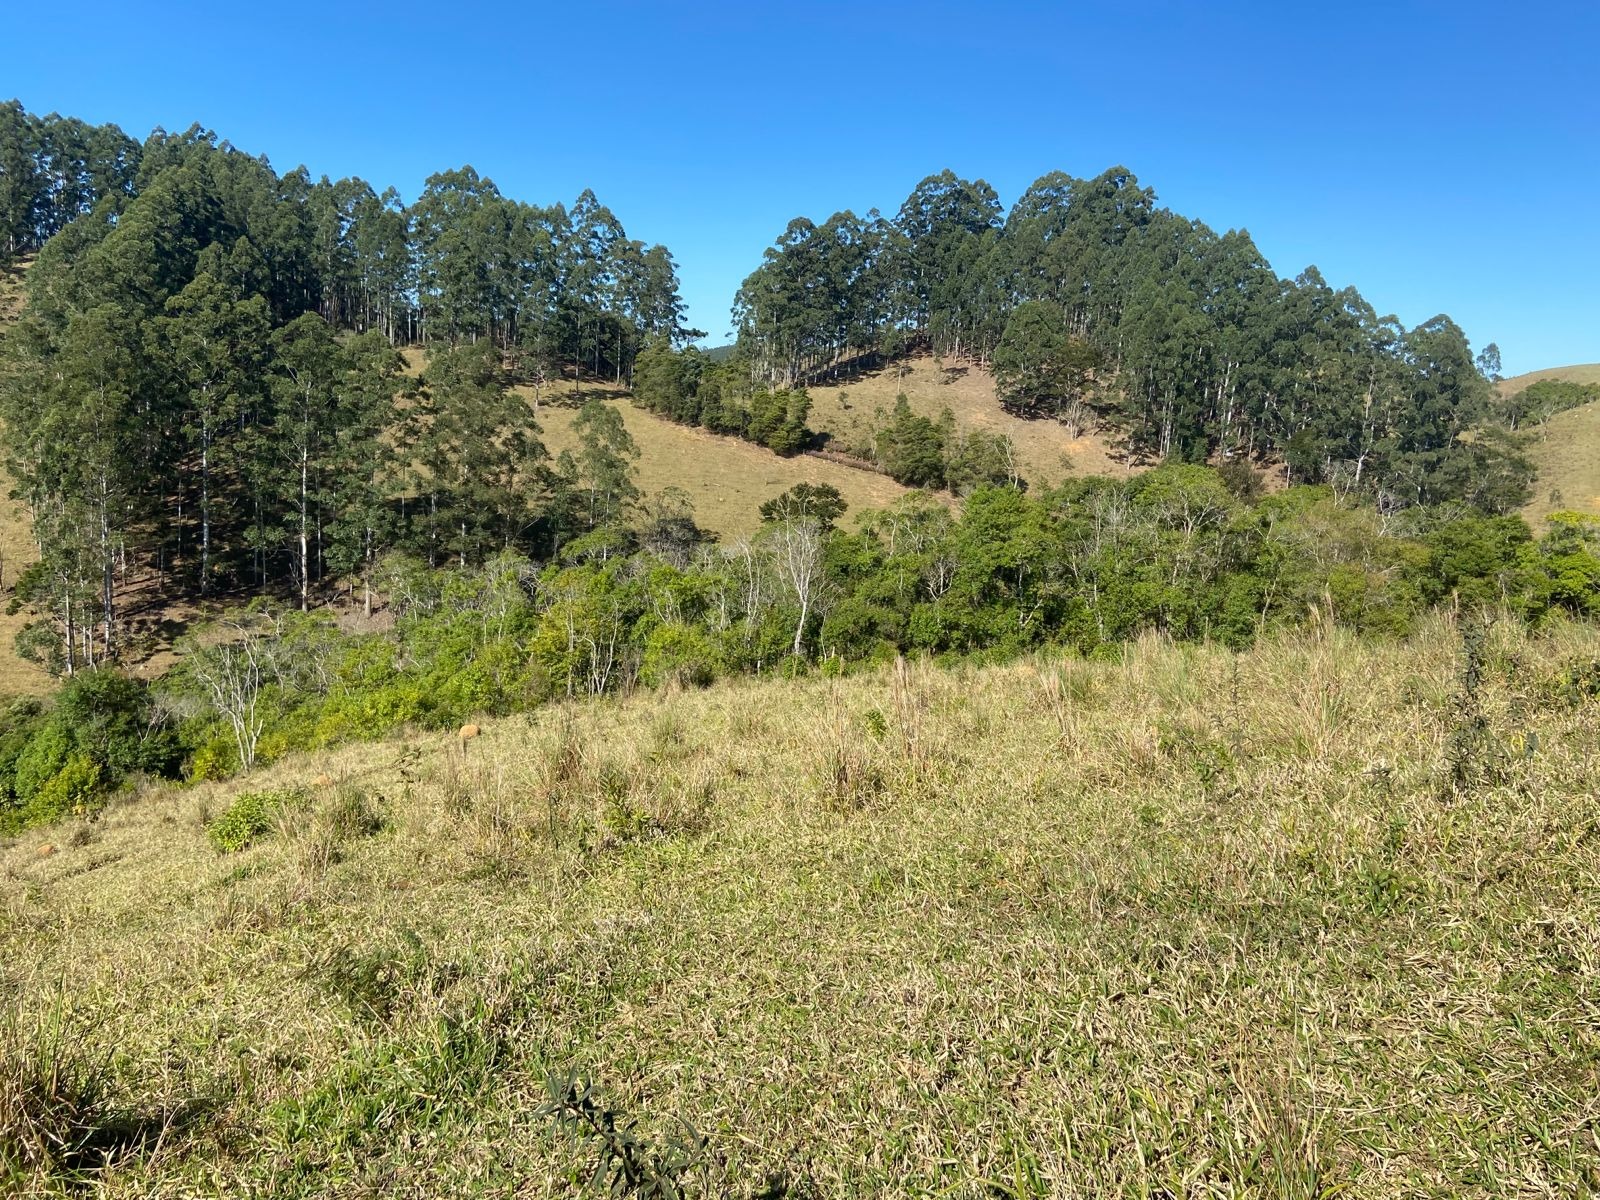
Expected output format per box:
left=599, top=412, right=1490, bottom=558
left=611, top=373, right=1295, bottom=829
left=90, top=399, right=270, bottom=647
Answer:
left=640, top=623, right=718, bottom=689
left=11, top=720, right=73, bottom=809
left=207, top=788, right=304, bottom=854
left=24, top=755, right=104, bottom=826
left=185, top=735, right=238, bottom=783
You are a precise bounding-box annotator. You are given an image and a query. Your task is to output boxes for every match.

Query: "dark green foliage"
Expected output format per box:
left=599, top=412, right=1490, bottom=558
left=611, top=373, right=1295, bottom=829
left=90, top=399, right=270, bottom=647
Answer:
left=634, top=341, right=825, bottom=456
left=732, top=166, right=1527, bottom=510
left=875, top=396, right=947, bottom=488
left=760, top=483, right=847, bottom=530
left=992, top=300, right=1099, bottom=419
left=0, top=102, right=140, bottom=265
left=0, top=100, right=687, bottom=671
left=747, top=388, right=813, bottom=455
left=540, top=1070, right=705, bottom=1198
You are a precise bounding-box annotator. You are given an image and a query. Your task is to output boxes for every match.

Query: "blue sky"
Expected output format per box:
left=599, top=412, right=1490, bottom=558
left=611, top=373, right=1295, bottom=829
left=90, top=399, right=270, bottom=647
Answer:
left=10, top=0, right=1597, bottom=375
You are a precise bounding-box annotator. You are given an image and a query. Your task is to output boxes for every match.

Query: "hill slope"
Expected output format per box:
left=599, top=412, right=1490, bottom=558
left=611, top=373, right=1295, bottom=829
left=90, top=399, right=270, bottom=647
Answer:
left=1521, top=395, right=1600, bottom=528
left=537, top=393, right=909, bottom=537
left=803, top=354, right=1132, bottom=488
left=1501, top=364, right=1600, bottom=529
left=396, top=351, right=909, bottom=538
left=1498, top=363, right=1600, bottom=395
left=4, top=619, right=1598, bottom=1195
left=0, top=262, right=51, bottom=696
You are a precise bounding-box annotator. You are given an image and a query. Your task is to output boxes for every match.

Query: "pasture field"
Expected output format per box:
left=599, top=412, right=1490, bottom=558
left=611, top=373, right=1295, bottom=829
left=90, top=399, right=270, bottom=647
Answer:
left=4, top=615, right=1599, bottom=1196
left=801, top=354, right=1133, bottom=489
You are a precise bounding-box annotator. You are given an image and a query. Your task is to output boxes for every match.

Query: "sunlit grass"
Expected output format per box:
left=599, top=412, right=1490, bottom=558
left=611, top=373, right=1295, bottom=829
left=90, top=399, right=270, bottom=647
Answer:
left=802, top=353, right=1135, bottom=489
left=3, top=614, right=1598, bottom=1195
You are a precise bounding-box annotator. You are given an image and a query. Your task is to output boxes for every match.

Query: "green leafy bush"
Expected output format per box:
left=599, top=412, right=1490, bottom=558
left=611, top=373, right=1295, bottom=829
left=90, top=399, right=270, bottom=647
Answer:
left=24, top=754, right=104, bottom=826
left=207, top=788, right=304, bottom=854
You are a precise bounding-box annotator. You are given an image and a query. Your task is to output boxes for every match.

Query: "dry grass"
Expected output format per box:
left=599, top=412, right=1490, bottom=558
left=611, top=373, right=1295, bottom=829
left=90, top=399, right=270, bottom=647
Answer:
left=0, top=262, right=52, bottom=697
left=1521, top=395, right=1600, bottom=529
left=1497, top=365, right=1600, bottom=530
left=0, top=259, right=29, bottom=324
left=1498, top=363, right=1600, bottom=396
left=538, top=395, right=909, bottom=538
left=3, top=615, right=1599, bottom=1195
left=397, top=348, right=908, bottom=538
left=804, top=354, right=1135, bottom=489
left=0, top=459, right=49, bottom=698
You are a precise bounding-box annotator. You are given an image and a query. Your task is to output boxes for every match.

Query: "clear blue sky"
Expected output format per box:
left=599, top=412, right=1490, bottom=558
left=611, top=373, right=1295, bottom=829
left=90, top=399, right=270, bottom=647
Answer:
left=10, top=0, right=1597, bottom=375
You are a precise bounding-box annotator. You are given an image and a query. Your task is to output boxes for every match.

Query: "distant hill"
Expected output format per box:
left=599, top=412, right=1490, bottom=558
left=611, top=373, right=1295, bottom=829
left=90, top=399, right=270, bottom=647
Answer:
left=1498, top=364, right=1600, bottom=529
left=1498, top=363, right=1600, bottom=396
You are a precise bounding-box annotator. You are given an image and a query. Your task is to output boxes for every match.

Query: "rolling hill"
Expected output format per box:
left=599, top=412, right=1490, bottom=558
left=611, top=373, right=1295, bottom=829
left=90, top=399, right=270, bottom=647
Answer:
left=396, top=348, right=912, bottom=538
left=1498, top=363, right=1600, bottom=394
left=536, top=394, right=910, bottom=537
left=1500, top=364, right=1600, bottom=529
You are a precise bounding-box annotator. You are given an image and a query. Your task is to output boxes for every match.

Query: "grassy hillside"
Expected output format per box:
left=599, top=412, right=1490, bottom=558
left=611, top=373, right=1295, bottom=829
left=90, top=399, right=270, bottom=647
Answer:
left=804, top=355, right=1132, bottom=489
left=1521, top=396, right=1600, bottom=528
left=0, top=262, right=52, bottom=697
left=398, top=350, right=909, bottom=538
left=537, top=394, right=909, bottom=538
left=1498, top=363, right=1600, bottom=395
left=4, top=617, right=1599, bottom=1195
left=1500, top=364, right=1600, bottom=530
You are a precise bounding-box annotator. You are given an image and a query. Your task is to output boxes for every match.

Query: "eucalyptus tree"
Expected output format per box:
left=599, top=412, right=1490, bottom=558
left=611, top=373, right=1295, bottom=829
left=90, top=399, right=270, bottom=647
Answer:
left=151, top=272, right=270, bottom=593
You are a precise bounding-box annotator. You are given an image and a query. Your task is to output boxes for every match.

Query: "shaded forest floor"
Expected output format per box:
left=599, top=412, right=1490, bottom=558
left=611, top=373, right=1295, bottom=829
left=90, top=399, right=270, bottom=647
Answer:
left=3, top=616, right=1599, bottom=1196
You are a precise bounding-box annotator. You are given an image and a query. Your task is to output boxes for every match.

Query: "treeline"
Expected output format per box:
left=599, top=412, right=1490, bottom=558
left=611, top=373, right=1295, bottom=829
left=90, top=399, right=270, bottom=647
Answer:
left=0, top=100, right=693, bottom=672
left=1500, top=378, right=1600, bottom=431
left=4, top=467, right=1598, bottom=830
left=631, top=342, right=815, bottom=454
left=733, top=167, right=1531, bottom=509
left=0, top=102, right=141, bottom=261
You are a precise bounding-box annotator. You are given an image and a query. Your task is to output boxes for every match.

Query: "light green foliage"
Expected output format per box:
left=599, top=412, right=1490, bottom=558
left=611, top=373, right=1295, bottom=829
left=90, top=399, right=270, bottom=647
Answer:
left=206, top=787, right=304, bottom=853
left=115, top=466, right=1599, bottom=794
left=0, top=669, right=171, bottom=831
left=25, top=754, right=102, bottom=825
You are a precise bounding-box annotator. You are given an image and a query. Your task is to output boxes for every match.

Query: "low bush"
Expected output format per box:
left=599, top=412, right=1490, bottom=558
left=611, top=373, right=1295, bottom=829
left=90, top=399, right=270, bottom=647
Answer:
left=207, top=788, right=305, bottom=854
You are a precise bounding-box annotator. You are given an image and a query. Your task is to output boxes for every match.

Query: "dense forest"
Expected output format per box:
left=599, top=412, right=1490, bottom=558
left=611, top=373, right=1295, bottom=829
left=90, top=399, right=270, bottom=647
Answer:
left=0, top=100, right=1597, bottom=833
left=724, top=167, right=1534, bottom=508
left=0, top=101, right=699, bottom=670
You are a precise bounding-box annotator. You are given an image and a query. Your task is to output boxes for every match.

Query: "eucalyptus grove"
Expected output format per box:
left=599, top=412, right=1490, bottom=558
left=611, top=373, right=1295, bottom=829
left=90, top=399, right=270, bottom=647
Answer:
left=732, top=165, right=1530, bottom=509
left=0, top=102, right=690, bottom=672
